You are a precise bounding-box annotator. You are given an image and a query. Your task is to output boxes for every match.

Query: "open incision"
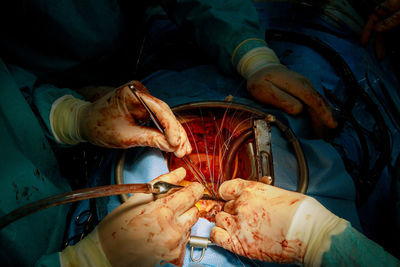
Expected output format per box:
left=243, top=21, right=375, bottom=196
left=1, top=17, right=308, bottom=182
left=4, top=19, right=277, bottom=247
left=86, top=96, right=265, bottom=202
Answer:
left=168, top=103, right=263, bottom=221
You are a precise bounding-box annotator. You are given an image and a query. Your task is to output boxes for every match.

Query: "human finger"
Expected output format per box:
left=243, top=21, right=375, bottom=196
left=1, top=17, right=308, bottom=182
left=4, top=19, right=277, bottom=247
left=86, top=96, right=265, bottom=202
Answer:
left=361, top=0, right=395, bottom=44
left=161, top=182, right=204, bottom=215
left=169, top=231, right=190, bottom=266
left=265, top=66, right=337, bottom=128
left=172, top=123, right=192, bottom=158
left=361, top=13, right=379, bottom=45
left=375, top=10, right=400, bottom=31
left=136, top=90, right=183, bottom=148
left=307, top=106, right=328, bottom=138
left=172, top=142, right=191, bottom=159
left=247, top=77, right=303, bottom=115
left=210, top=227, right=236, bottom=252
left=119, top=126, right=176, bottom=151
left=173, top=141, right=187, bottom=158
left=361, top=0, right=400, bottom=44
left=218, top=178, right=254, bottom=201
left=223, top=200, right=238, bottom=215
left=381, top=0, right=400, bottom=13
left=215, top=211, right=236, bottom=232
left=151, top=167, right=187, bottom=185
left=181, top=123, right=192, bottom=154
left=126, top=167, right=187, bottom=206
left=177, top=206, right=200, bottom=231
left=183, top=137, right=192, bottom=155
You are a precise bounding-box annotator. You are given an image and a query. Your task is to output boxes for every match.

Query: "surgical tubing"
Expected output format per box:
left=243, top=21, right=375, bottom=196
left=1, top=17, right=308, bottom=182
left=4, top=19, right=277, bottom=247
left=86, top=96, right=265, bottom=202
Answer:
left=0, top=183, right=152, bottom=230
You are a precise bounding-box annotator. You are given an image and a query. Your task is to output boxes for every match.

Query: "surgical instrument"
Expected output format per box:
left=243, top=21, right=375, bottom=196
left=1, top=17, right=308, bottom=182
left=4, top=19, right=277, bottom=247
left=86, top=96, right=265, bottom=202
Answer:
left=188, top=236, right=216, bottom=262
left=0, top=181, right=218, bottom=230
left=128, top=84, right=218, bottom=198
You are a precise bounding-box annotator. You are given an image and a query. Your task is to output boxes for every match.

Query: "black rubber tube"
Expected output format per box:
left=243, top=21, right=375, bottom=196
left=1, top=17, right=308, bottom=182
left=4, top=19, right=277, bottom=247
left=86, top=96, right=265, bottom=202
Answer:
left=0, top=183, right=152, bottom=230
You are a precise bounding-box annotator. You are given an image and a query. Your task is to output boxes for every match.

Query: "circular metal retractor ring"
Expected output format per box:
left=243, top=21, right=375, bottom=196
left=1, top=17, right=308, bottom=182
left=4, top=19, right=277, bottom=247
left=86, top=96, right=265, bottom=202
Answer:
left=115, top=101, right=308, bottom=203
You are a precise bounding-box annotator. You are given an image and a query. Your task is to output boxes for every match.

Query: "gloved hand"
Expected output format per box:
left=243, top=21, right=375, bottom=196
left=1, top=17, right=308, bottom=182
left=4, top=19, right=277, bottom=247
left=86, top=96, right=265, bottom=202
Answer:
left=237, top=47, right=337, bottom=131
left=60, top=167, right=205, bottom=267
left=210, top=179, right=348, bottom=266
left=361, top=0, right=400, bottom=59
left=51, top=80, right=191, bottom=158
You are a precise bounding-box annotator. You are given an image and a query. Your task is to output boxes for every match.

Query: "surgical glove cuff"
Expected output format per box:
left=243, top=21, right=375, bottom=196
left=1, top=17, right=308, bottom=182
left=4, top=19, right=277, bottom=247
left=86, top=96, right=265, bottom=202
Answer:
left=50, top=95, right=90, bottom=144
left=286, top=197, right=349, bottom=267
left=236, top=46, right=280, bottom=79
left=60, top=228, right=112, bottom=267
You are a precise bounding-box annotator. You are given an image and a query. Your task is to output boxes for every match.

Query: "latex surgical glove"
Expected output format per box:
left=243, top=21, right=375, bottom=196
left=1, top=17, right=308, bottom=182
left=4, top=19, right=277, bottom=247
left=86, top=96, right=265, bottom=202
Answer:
left=50, top=80, right=191, bottom=158
left=237, top=47, right=337, bottom=131
left=361, top=0, right=400, bottom=60
left=60, top=167, right=205, bottom=267
left=210, top=179, right=348, bottom=265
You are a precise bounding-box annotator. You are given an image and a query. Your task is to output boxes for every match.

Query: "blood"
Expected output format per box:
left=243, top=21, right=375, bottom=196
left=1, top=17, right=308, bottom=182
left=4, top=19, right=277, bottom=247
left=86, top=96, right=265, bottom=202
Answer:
left=169, top=116, right=251, bottom=185
left=168, top=112, right=255, bottom=220
left=169, top=117, right=224, bottom=184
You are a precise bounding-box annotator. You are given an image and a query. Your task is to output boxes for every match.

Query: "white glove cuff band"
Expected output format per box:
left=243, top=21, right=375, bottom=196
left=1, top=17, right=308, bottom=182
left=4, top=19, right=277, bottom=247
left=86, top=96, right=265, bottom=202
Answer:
left=286, top=197, right=348, bottom=267
left=60, top=228, right=111, bottom=267
left=236, top=46, right=280, bottom=79
left=50, top=95, right=90, bottom=144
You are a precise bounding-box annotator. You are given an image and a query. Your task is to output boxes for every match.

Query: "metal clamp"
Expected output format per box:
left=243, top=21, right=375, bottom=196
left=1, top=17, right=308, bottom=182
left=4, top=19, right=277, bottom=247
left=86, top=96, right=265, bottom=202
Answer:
left=254, top=119, right=274, bottom=184
left=188, top=236, right=213, bottom=262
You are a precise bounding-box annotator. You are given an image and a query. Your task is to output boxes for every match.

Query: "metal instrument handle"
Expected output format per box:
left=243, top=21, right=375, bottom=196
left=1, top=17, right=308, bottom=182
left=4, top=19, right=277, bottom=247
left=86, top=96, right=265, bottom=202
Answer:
left=188, top=236, right=213, bottom=263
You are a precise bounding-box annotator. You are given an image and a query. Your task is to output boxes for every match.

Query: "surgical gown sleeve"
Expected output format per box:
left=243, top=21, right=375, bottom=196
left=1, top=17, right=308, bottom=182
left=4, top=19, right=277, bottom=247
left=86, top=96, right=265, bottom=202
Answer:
left=35, top=253, right=61, bottom=267
left=320, top=223, right=399, bottom=266
left=0, top=58, right=70, bottom=266
left=7, top=64, right=84, bottom=141
left=161, top=0, right=267, bottom=74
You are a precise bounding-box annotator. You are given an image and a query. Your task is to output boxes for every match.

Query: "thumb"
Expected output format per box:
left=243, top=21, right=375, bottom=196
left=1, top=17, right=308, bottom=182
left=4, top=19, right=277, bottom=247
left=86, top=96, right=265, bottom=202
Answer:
left=218, top=178, right=254, bottom=201
left=150, top=167, right=187, bottom=185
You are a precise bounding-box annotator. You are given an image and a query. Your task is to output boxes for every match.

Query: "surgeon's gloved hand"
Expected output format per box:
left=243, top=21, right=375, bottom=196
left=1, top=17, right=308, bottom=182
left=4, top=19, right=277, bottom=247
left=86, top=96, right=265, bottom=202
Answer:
left=50, top=80, right=191, bottom=158
left=361, top=0, right=400, bottom=60
left=60, top=167, right=205, bottom=267
left=210, top=179, right=348, bottom=265
left=238, top=47, right=337, bottom=132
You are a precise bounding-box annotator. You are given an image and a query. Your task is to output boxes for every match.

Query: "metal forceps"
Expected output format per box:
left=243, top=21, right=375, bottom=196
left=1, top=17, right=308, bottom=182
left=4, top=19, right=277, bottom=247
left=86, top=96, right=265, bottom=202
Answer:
left=128, top=84, right=217, bottom=198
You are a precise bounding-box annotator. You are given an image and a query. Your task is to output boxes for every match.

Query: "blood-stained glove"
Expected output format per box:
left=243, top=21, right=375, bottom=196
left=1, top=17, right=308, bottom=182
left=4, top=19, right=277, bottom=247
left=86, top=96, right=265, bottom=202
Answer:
left=60, top=167, right=205, bottom=267
left=50, top=81, right=191, bottom=158
left=361, top=0, right=400, bottom=59
left=237, top=47, right=337, bottom=131
left=210, top=179, right=348, bottom=265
